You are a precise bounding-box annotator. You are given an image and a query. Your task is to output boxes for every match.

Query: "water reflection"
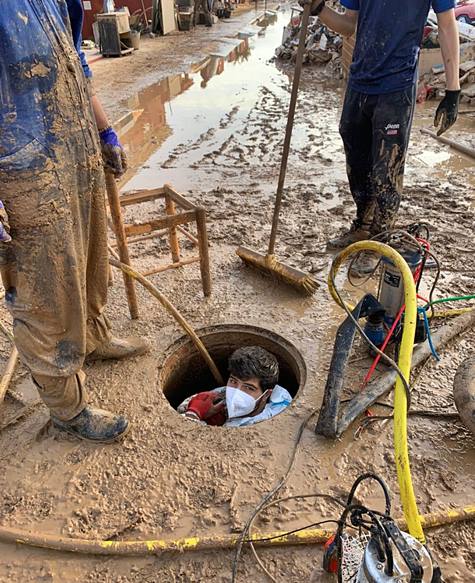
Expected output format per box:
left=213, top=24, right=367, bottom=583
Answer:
left=118, top=39, right=251, bottom=186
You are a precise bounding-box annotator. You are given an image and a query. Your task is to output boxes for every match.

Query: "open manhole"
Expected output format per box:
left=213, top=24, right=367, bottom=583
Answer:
left=160, top=324, right=307, bottom=417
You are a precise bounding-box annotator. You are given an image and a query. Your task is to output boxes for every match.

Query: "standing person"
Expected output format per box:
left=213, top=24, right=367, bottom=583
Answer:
left=306, top=1, right=460, bottom=273
left=0, top=0, right=148, bottom=443
left=194, top=0, right=213, bottom=27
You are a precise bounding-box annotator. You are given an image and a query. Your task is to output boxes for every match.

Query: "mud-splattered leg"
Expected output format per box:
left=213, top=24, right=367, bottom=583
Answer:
left=339, top=88, right=376, bottom=230
left=0, top=142, right=110, bottom=421
left=370, top=86, right=416, bottom=235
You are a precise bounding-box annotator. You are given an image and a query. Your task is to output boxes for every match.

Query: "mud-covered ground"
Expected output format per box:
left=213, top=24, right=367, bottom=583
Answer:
left=0, top=5, right=474, bottom=582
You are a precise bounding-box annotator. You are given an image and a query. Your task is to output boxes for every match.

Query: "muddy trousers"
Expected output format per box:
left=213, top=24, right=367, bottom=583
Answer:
left=339, top=86, right=416, bottom=235
left=0, top=141, right=112, bottom=421
left=194, top=0, right=212, bottom=25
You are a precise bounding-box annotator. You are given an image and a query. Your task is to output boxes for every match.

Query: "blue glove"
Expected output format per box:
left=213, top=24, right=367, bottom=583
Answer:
left=99, top=126, right=128, bottom=177
left=0, top=201, right=12, bottom=243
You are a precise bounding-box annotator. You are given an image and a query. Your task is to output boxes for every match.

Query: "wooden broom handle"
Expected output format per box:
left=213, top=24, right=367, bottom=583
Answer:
left=268, top=2, right=312, bottom=256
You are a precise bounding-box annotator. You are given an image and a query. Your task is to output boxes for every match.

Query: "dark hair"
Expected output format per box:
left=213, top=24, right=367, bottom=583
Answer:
left=228, top=346, right=279, bottom=391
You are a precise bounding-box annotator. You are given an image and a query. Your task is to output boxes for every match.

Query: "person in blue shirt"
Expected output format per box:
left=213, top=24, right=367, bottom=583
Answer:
left=306, top=1, right=460, bottom=273
left=0, top=0, right=147, bottom=443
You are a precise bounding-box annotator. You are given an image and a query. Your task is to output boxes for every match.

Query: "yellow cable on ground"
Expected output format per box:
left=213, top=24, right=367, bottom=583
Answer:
left=430, top=307, right=474, bottom=318
left=0, top=505, right=472, bottom=556
left=328, top=241, right=425, bottom=543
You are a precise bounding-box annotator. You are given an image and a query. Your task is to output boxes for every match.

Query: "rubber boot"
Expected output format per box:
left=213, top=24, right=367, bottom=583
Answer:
left=327, top=224, right=369, bottom=250
left=87, top=336, right=149, bottom=363
left=52, top=406, right=129, bottom=443
left=349, top=251, right=380, bottom=278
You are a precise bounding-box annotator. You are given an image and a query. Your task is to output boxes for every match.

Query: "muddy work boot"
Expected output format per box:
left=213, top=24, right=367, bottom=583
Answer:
left=349, top=251, right=380, bottom=278
left=87, top=336, right=149, bottom=363
left=327, top=224, right=370, bottom=250
left=52, top=407, right=129, bottom=443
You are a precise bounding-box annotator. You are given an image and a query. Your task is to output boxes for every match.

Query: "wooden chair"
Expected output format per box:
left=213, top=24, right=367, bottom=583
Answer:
left=108, top=182, right=212, bottom=319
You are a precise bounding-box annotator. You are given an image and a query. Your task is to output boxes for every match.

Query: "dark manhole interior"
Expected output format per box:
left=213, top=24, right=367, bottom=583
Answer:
left=160, top=324, right=307, bottom=413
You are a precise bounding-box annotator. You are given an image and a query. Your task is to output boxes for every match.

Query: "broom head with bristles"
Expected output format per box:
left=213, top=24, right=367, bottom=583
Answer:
left=236, top=246, right=318, bottom=295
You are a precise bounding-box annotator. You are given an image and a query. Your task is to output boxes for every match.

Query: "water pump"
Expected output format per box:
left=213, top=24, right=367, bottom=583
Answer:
left=323, top=474, right=439, bottom=583
left=363, top=231, right=429, bottom=348
left=377, top=242, right=423, bottom=325
left=357, top=521, right=433, bottom=582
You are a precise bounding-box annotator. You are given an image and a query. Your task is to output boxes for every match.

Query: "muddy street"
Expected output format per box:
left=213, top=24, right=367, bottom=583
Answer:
left=0, top=4, right=475, bottom=582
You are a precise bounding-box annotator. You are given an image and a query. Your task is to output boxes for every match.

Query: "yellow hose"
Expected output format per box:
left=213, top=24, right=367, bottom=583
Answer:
left=328, top=241, right=425, bottom=543
left=0, top=505, right=472, bottom=556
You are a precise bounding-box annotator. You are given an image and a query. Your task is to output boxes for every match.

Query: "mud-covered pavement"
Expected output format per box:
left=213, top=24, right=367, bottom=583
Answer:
left=0, top=6, right=474, bottom=582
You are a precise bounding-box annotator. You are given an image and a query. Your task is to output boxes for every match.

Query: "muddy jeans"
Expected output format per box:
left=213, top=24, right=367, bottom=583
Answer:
left=0, top=140, right=112, bottom=421
left=339, top=86, right=416, bottom=234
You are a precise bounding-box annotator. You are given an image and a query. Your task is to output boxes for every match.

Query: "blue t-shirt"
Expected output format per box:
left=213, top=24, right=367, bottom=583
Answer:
left=341, top=0, right=455, bottom=94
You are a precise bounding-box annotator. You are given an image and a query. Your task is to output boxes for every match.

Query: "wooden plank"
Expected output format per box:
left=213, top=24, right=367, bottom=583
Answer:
left=142, top=256, right=200, bottom=276
left=177, top=225, right=199, bottom=246
left=337, top=310, right=475, bottom=436
left=120, top=188, right=166, bottom=206
left=124, top=210, right=197, bottom=236
left=164, top=184, right=195, bottom=210
left=165, top=194, right=180, bottom=263
left=196, top=207, right=211, bottom=297
left=105, top=174, right=139, bottom=319
left=0, top=348, right=19, bottom=407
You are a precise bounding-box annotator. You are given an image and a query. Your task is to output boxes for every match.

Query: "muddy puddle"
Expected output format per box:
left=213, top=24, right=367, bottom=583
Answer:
left=410, top=104, right=475, bottom=188
left=118, top=9, right=347, bottom=202
left=116, top=7, right=474, bottom=211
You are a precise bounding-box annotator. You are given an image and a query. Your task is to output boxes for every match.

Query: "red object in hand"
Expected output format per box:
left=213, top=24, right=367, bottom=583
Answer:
left=187, top=392, right=226, bottom=426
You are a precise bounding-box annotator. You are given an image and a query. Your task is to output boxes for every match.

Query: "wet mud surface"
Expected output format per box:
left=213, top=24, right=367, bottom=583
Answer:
left=0, top=5, right=474, bottom=582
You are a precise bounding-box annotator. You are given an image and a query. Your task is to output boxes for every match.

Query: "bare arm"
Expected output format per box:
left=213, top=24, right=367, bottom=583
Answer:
left=309, top=1, right=358, bottom=37
left=437, top=9, right=460, bottom=90
left=90, top=94, right=110, bottom=131
left=87, top=81, right=127, bottom=175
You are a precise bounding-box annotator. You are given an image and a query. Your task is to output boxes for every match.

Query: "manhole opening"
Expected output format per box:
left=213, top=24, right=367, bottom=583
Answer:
left=160, top=325, right=307, bottom=413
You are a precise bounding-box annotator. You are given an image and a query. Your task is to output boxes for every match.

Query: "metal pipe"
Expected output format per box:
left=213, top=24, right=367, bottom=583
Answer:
left=421, top=128, right=475, bottom=159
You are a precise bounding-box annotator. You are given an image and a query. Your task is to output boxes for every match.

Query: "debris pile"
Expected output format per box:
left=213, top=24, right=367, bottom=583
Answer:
left=275, top=13, right=343, bottom=75
left=419, top=58, right=475, bottom=105
left=418, top=16, right=475, bottom=105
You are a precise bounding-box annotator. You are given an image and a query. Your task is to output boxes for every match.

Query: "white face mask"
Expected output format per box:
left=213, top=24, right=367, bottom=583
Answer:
left=226, top=386, right=267, bottom=419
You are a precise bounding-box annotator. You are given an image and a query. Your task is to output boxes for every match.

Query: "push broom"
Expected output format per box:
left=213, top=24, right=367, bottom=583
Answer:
left=237, top=1, right=318, bottom=295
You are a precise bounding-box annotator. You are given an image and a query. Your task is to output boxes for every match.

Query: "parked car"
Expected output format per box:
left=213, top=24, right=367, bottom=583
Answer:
left=455, top=0, right=475, bottom=24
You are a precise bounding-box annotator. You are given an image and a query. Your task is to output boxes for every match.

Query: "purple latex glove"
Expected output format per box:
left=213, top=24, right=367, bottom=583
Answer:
left=99, top=127, right=128, bottom=177
left=0, top=201, right=12, bottom=243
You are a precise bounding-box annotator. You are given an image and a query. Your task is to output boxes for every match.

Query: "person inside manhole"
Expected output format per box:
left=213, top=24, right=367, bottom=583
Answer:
left=177, top=346, right=292, bottom=427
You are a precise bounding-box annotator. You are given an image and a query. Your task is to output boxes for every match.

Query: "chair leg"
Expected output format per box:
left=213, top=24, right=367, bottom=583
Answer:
left=165, top=194, right=181, bottom=264
left=196, top=207, right=211, bottom=297
left=105, top=173, right=139, bottom=319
